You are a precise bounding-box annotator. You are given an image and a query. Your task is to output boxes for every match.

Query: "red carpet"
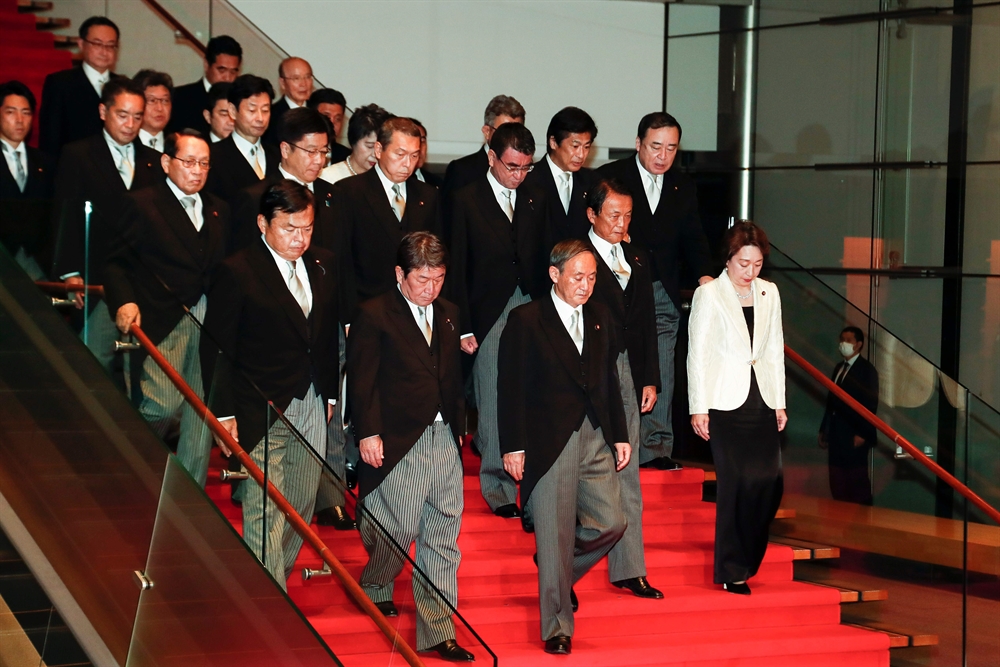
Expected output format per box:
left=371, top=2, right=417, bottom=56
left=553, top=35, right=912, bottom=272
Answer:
left=205, top=445, right=890, bottom=666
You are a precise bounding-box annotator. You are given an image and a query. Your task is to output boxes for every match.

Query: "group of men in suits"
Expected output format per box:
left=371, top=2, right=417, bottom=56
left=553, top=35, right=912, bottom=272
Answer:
left=1, top=17, right=742, bottom=654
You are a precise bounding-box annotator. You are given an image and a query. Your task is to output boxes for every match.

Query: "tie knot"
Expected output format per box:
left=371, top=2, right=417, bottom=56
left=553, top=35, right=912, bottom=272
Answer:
left=181, top=196, right=195, bottom=210
left=392, top=183, right=403, bottom=197
left=561, top=172, right=571, bottom=184
left=418, top=306, right=426, bottom=318
left=286, top=259, right=296, bottom=278
left=502, top=189, right=512, bottom=200
left=249, top=145, right=256, bottom=156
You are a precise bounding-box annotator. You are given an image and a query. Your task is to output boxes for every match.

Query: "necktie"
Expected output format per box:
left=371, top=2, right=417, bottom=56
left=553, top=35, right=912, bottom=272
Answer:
left=569, top=310, right=583, bottom=353
left=286, top=260, right=310, bottom=318
left=149, top=136, right=157, bottom=150
left=558, top=172, right=571, bottom=214
left=180, top=196, right=201, bottom=231
left=647, top=173, right=660, bottom=212
left=501, top=189, right=514, bottom=222
left=835, top=362, right=849, bottom=385
left=115, top=143, right=134, bottom=188
left=391, top=183, right=406, bottom=222
left=417, top=306, right=432, bottom=345
left=5, top=145, right=26, bottom=192
left=250, top=145, right=265, bottom=179
left=97, top=73, right=109, bottom=93
left=610, top=245, right=630, bottom=288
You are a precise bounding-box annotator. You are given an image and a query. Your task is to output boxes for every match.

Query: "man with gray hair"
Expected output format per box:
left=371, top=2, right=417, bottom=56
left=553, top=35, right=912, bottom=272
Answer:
left=348, top=231, right=474, bottom=662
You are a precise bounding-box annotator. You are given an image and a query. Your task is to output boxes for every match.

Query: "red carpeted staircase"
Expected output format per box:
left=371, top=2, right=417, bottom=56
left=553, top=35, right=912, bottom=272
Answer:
left=0, top=0, right=72, bottom=147
left=206, top=444, right=890, bottom=666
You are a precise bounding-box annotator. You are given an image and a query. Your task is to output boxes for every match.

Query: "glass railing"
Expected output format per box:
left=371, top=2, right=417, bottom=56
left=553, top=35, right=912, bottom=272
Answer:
left=0, top=245, right=342, bottom=666
left=760, top=244, right=1000, bottom=665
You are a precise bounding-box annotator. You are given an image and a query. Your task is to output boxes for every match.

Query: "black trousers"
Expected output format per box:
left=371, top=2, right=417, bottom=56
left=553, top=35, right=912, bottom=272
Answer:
left=709, top=403, right=783, bottom=584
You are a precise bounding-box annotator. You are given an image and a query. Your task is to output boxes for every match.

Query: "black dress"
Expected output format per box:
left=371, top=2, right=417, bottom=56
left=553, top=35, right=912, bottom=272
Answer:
left=708, top=305, right=783, bottom=584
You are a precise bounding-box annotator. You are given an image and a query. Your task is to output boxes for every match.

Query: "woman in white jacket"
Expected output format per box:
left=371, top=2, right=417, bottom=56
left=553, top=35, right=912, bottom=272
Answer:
left=687, top=221, right=787, bottom=595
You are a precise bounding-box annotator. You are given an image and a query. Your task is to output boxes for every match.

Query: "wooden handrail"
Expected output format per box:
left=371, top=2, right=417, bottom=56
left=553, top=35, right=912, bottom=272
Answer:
left=35, top=281, right=104, bottom=297
left=127, top=324, right=426, bottom=667
left=784, top=345, right=1000, bottom=525
left=142, top=0, right=207, bottom=54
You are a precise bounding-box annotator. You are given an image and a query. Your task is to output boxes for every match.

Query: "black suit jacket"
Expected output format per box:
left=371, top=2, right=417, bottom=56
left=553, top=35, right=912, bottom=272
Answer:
left=329, top=142, right=350, bottom=164
left=229, top=176, right=338, bottom=255
left=167, top=80, right=210, bottom=136
left=203, top=135, right=280, bottom=206
left=39, top=67, right=123, bottom=157
left=441, top=147, right=489, bottom=240
left=820, top=355, right=879, bottom=465
left=584, top=238, right=660, bottom=397
left=450, top=176, right=551, bottom=342
left=261, top=97, right=291, bottom=146
left=50, top=135, right=162, bottom=283
left=103, top=180, right=230, bottom=394
left=597, top=156, right=711, bottom=309
left=0, top=144, right=56, bottom=261
left=498, top=296, right=628, bottom=506
left=523, top=158, right=595, bottom=242
left=332, top=168, right=441, bottom=321
left=416, top=167, right=444, bottom=189
left=347, top=289, right=464, bottom=499
left=201, top=239, right=340, bottom=453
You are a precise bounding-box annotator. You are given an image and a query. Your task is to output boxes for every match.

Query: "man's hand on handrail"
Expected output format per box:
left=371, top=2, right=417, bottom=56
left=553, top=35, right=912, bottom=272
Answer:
left=116, top=303, right=141, bottom=334
left=215, top=418, right=237, bottom=456
left=64, top=276, right=85, bottom=309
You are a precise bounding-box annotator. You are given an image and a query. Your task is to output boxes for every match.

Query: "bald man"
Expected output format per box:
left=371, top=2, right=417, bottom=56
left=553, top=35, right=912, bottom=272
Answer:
left=264, top=57, right=314, bottom=146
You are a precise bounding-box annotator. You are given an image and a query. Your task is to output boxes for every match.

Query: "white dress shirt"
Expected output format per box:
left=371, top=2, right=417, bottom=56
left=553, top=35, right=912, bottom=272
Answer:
left=551, top=287, right=584, bottom=354
left=319, top=159, right=352, bottom=185
left=166, top=177, right=203, bottom=231
left=209, top=131, right=223, bottom=143
left=374, top=163, right=405, bottom=204
left=588, top=228, right=631, bottom=288
left=635, top=155, right=662, bottom=214
left=486, top=169, right=516, bottom=215
left=398, top=285, right=443, bottom=422
left=546, top=154, right=572, bottom=213
left=103, top=130, right=134, bottom=187
left=201, top=76, right=212, bottom=93
left=231, top=131, right=267, bottom=176
left=82, top=61, right=110, bottom=97
left=139, top=129, right=164, bottom=151
left=283, top=96, right=304, bottom=109
left=279, top=165, right=314, bottom=192
left=1, top=138, right=27, bottom=192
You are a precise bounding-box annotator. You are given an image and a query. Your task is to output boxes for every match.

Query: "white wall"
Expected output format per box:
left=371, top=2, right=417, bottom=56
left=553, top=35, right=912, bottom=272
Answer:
left=229, top=0, right=666, bottom=161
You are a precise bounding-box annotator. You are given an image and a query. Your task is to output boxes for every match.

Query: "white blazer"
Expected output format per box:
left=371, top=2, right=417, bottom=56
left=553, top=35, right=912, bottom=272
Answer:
left=687, top=269, right=786, bottom=414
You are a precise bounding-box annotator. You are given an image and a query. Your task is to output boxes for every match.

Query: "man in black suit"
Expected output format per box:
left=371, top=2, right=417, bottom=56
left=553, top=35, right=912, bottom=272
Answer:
left=524, top=107, right=597, bottom=242
left=0, top=81, right=55, bottom=279
left=411, top=118, right=443, bottom=188
left=348, top=232, right=475, bottom=663
left=498, top=239, right=629, bottom=655
left=104, top=130, right=228, bottom=487
left=333, top=116, right=441, bottom=321
left=202, top=180, right=340, bottom=589
left=133, top=70, right=173, bottom=152
left=263, top=57, right=313, bottom=146
left=441, top=95, right=524, bottom=240
left=39, top=16, right=122, bottom=157
left=168, top=35, right=242, bottom=136
left=307, top=88, right=349, bottom=164
left=450, top=122, right=550, bottom=518
left=583, top=178, right=664, bottom=600
left=50, top=78, right=161, bottom=374
left=203, top=75, right=279, bottom=207
left=819, top=326, right=880, bottom=505
left=203, top=83, right=234, bottom=144
left=597, top=112, right=713, bottom=471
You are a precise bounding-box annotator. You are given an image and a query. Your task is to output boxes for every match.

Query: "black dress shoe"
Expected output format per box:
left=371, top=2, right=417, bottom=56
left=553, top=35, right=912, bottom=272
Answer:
left=423, top=639, right=475, bottom=662
left=723, top=581, right=751, bottom=595
left=345, top=464, right=358, bottom=490
left=612, top=576, right=665, bottom=599
left=374, top=600, right=399, bottom=617
left=315, top=506, right=356, bottom=530
left=493, top=503, right=521, bottom=518
left=544, top=635, right=572, bottom=655
left=639, top=456, right=683, bottom=471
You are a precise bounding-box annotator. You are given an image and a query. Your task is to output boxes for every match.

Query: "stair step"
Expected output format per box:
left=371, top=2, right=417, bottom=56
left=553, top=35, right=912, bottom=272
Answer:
left=770, top=537, right=840, bottom=560
left=52, top=33, right=75, bottom=47
left=32, top=13, right=68, bottom=29
left=843, top=622, right=938, bottom=648
left=797, top=578, right=888, bottom=603
left=18, top=0, right=53, bottom=12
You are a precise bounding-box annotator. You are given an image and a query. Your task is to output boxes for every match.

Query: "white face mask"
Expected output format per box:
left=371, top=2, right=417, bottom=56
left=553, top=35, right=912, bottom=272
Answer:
left=839, top=341, right=857, bottom=358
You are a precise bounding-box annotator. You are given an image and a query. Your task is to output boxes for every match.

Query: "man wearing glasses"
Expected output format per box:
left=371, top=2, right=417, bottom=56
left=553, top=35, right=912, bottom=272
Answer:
left=264, top=57, right=314, bottom=146
left=134, top=70, right=173, bottom=152
left=103, top=129, right=230, bottom=487
left=39, top=16, right=122, bottom=157
left=449, top=122, right=552, bottom=519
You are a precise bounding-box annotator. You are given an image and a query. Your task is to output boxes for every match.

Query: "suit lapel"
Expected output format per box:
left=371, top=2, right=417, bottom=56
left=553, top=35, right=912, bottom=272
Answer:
left=360, top=170, right=403, bottom=245
left=155, top=181, right=207, bottom=267
left=91, top=135, right=128, bottom=195
left=539, top=295, right=585, bottom=388
left=248, top=240, right=310, bottom=343
left=303, top=249, right=325, bottom=339
left=538, top=160, right=568, bottom=224
left=717, top=271, right=752, bottom=352
left=389, top=289, right=436, bottom=373
left=402, top=177, right=430, bottom=231
left=587, top=240, right=626, bottom=318
left=432, top=303, right=458, bottom=381
left=472, top=177, right=514, bottom=249
left=751, top=279, right=772, bottom=357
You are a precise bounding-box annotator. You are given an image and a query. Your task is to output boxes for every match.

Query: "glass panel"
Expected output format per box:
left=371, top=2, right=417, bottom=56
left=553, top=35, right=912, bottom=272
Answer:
left=880, top=167, right=948, bottom=267
left=758, top=0, right=880, bottom=28
left=126, top=455, right=340, bottom=667
left=969, top=4, right=1000, bottom=163
left=960, top=276, right=1000, bottom=405
left=755, top=22, right=878, bottom=166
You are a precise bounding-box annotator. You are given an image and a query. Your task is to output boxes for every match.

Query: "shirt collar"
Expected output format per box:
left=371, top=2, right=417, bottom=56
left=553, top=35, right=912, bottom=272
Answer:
left=139, top=129, right=164, bottom=149
left=209, top=131, right=223, bottom=143
left=279, top=165, right=313, bottom=191
left=231, top=130, right=261, bottom=158
left=635, top=154, right=661, bottom=185
left=284, top=96, right=304, bottom=109
left=546, top=154, right=571, bottom=182
left=588, top=227, right=617, bottom=260
left=1, top=137, right=25, bottom=156
left=550, top=286, right=582, bottom=326
left=397, top=283, right=433, bottom=321
left=374, top=163, right=405, bottom=199
left=82, top=61, right=110, bottom=86
left=844, top=352, right=860, bottom=368
left=103, top=129, right=132, bottom=150
left=165, top=177, right=201, bottom=206
left=486, top=168, right=513, bottom=201
left=202, top=76, right=212, bottom=93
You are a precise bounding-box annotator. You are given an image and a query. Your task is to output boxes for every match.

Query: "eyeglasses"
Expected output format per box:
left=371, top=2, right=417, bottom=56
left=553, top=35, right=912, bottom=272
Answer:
left=290, top=143, right=330, bottom=157
left=280, top=75, right=313, bottom=83
left=145, top=97, right=171, bottom=107
left=497, top=160, right=534, bottom=175
left=82, top=38, right=119, bottom=51
left=171, top=156, right=211, bottom=169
